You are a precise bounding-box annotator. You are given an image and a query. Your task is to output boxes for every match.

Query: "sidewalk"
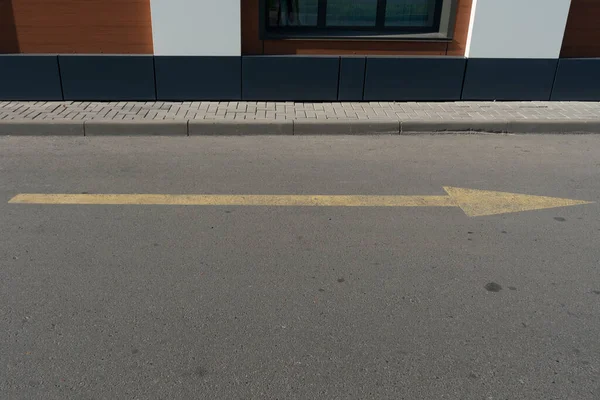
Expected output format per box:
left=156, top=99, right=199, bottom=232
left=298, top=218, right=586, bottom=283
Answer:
left=2, top=101, right=600, bottom=135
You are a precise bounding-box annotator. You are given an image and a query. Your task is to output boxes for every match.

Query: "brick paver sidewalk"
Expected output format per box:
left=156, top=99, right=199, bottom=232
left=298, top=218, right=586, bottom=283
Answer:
left=2, top=101, right=600, bottom=122
left=2, top=101, right=600, bottom=135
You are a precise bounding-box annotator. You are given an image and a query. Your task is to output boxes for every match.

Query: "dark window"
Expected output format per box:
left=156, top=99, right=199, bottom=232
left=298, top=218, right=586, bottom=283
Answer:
left=265, top=0, right=444, bottom=35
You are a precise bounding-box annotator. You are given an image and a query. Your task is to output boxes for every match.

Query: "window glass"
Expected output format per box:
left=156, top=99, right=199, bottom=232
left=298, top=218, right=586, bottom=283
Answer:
left=385, top=0, right=436, bottom=27
left=326, top=0, right=378, bottom=27
left=267, top=0, right=319, bottom=27
left=265, top=0, right=444, bottom=34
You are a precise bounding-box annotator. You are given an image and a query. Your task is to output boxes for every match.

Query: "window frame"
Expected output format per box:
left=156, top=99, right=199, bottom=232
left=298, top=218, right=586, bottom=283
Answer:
left=259, top=0, right=458, bottom=41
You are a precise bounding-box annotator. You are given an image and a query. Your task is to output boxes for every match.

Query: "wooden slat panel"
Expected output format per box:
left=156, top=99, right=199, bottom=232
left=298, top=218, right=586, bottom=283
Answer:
left=561, top=0, right=600, bottom=58
left=11, top=0, right=153, bottom=54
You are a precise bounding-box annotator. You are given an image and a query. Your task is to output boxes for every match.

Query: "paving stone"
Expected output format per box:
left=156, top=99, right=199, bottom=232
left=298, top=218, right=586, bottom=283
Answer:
left=0, top=101, right=600, bottom=128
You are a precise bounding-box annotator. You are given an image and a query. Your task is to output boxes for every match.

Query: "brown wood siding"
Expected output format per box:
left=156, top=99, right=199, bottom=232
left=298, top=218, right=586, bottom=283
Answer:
left=0, top=0, right=19, bottom=53
left=561, top=0, right=600, bottom=58
left=242, top=0, right=472, bottom=56
left=263, top=40, right=448, bottom=56
left=446, top=0, right=472, bottom=55
left=3, top=0, right=153, bottom=54
left=242, top=0, right=264, bottom=55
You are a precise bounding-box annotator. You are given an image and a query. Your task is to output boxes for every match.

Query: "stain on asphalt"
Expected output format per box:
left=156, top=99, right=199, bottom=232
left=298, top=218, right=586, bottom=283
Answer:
left=485, top=282, right=502, bottom=292
left=508, top=286, right=517, bottom=291
left=554, top=217, right=566, bottom=222
left=592, top=290, right=600, bottom=295
left=131, top=348, right=139, bottom=355
left=182, top=366, right=208, bottom=378
left=318, top=288, right=325, bottom=292
left=337, top=278, right=345, bottom=283
left=501, top=231, right=508, bottom=234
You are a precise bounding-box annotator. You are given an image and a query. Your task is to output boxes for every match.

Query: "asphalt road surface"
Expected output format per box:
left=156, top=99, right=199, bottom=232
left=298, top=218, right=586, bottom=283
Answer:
left=1, top=134, right=599, bottom=399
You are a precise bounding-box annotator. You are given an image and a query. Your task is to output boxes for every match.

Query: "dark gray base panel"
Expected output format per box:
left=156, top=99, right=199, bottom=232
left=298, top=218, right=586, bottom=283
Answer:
left=242, top=56, right=340, bottom=101
left=59, top=55, right=156, bottom=101
left=363, top=57, right=466, bottom=101
left=551, top=59, right=600, bottom=101
left=338, top=57, right=366, bottom=101
left=2, top=54, right=599, bottom=101
left=0, top=55, right=63, bottom=100
left=155, top=56, right=241, bottom=101
left=462, top=59, right=558, bottom=101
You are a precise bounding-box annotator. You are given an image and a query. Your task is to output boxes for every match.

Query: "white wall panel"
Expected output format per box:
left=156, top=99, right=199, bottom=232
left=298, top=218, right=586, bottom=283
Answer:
left=150, top=0, right=241, bottom=56
left=465, top=0, right=572, bottom=58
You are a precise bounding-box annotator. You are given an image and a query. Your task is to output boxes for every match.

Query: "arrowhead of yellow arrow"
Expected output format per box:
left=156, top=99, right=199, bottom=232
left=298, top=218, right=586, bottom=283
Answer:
left=443, top=187, right=593, bottom=217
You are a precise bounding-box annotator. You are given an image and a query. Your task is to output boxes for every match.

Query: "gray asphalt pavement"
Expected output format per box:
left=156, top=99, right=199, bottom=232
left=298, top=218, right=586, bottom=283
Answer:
left=1, top=134, right=600, bottom=399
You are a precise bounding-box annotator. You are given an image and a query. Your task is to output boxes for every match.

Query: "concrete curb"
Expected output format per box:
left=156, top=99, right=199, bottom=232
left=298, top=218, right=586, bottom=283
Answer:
left=0, top=119, right=600, bottom=136
left=506, top=120, right=600, bottom=134
left=294, top=120, right=399, bottom=135
left=401, top=120, right=508, bottom=134
left=189, top=120, right=293, bottom=135
left=84, top=120, right=187, bottom=136
left=0, top=120, right=84, bottom=136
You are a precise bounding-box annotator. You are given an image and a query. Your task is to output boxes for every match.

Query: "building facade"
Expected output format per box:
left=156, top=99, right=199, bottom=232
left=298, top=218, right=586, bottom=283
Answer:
left=1, top=0, right=599, bottom=101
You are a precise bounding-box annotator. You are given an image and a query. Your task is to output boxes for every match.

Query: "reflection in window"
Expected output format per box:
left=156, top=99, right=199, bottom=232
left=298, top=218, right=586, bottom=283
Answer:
left=385, top=0, right=436, bottom=27
left=326, top=0, right=378, bottom=27
left=267, top=0, right=318, bottom=27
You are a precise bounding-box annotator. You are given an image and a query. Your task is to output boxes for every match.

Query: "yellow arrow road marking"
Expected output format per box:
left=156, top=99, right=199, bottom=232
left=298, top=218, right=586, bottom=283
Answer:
left=442, top=187, right=593, bottom=217
left=8, top=194, right=455, bottom=207
left=8, top=188, right=593, bottom=217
